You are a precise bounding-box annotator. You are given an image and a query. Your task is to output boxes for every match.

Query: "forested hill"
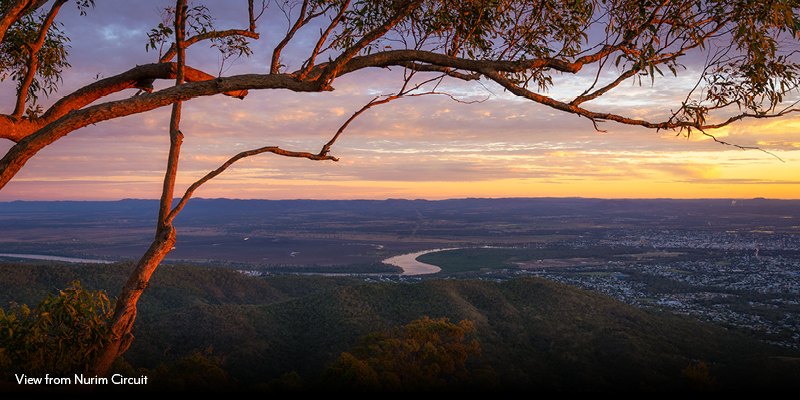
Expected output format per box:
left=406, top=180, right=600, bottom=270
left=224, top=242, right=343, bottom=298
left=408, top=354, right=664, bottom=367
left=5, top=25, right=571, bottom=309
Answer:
left=3, top=197, right=799, bottom=221
left=2, top=262, right=798, bottom=392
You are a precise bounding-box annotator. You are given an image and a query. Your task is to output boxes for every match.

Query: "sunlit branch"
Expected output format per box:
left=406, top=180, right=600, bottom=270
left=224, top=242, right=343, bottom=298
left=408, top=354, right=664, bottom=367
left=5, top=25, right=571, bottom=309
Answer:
left=0, top=0, right=47, bottom=44
left=248, top=0, right=268, bottom=33
left=272, top=0, right=311, bottom=74
left=0, top=71, right=320, bottom=190
left=158, top=0, right=187, bottom=230
left=248, top=0, right=255, bottom=32
left=316, top=0, right=424, bottom=88
left=0, top=61, right=249, bottom=142
left=298, top=0, right=350, bottom=80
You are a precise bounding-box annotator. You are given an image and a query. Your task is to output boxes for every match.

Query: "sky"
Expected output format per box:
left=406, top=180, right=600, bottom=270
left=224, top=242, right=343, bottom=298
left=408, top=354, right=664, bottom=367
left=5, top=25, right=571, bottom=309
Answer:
left=0, top=1, right=798, bottom=201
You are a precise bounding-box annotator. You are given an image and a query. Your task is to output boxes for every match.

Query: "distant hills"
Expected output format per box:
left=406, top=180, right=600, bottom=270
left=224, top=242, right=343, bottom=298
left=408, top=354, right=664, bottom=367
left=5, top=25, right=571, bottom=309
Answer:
left=2, top=196, right=800, bottom=216
left=2, top=262, right=798, bottom=392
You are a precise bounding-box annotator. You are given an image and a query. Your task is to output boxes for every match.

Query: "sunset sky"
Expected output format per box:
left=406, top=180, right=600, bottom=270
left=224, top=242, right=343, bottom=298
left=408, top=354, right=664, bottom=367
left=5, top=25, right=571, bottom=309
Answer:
left=0, top=1, right=798, bottom=201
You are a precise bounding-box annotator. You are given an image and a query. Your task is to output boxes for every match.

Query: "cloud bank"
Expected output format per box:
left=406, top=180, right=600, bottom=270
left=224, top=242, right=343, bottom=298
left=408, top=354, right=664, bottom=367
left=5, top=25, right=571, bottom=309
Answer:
left=0, top=1, right=797, bottom=201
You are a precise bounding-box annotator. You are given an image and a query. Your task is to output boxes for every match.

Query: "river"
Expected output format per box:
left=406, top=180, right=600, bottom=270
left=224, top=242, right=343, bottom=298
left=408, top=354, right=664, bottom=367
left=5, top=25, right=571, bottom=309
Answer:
left=382, top=248, right=459, bottom=276
left=1, top=249, right=451, bottom=275
left=0, top=253, right=114, bottom=264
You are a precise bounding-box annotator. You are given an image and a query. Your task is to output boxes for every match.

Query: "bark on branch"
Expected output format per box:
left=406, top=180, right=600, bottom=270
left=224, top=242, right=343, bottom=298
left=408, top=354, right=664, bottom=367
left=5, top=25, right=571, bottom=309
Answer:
left=315, top=0, right=424, bottom=88
left=0, top=73, right=318, bottom=190
left=0, top=62, right=249, bottom=142
left=11, top=0, right=67, bottom=118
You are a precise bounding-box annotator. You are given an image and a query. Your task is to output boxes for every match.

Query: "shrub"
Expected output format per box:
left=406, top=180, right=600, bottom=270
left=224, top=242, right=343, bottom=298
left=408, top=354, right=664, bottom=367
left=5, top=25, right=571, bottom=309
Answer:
left=0, top=281, right=113, bottom=380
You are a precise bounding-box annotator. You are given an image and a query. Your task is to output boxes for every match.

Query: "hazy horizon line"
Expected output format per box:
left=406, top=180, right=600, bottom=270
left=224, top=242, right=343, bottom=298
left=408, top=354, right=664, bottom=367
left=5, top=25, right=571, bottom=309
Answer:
left=1, top=196, right=796, bottom=202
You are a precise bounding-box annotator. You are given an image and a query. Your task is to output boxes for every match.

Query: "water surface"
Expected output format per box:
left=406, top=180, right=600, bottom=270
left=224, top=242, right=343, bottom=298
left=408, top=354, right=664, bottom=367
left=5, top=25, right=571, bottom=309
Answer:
left=0, top=253, right=114, bottom=264
left=382, top=248, right=459, bottom=275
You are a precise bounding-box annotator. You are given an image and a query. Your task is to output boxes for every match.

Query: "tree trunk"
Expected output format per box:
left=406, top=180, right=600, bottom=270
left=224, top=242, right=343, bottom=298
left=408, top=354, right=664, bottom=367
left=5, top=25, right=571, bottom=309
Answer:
left=91, top=225, right=176, bottom=377
left=91, top=1, right=188, bottom=378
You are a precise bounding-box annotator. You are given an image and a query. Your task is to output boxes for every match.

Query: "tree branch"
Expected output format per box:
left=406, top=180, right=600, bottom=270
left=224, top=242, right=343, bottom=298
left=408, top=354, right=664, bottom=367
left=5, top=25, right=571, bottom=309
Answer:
left=570, top=67, right=638, bottom=106
left=159, top=29, right=259, bottom=64
left=0, top=73, right=320, bottom=189
left=0, top=62, right=252, bottom=143
left=93, top=0, right=188, bottom=379
left=298, top=0, right=351, bottom=80
left=167, top=146, right=337, bottom=224
left=158, top=0, right=187, bottom=230
left=11, top=0, right=67, bottom=118
left=0, top=0, right=48, bottom=44
left=315, top=0, right=424, bottom=88
left=271, top=0, right=311, bottom=74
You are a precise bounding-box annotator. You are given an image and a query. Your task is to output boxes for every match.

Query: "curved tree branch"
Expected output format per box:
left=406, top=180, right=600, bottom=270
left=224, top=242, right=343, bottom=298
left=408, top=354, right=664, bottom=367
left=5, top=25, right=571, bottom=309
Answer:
left=11, top=0, right=67, bottom=118
left=0, top=73, right=319, bottom=189
left=315, top=0, right=424, bottom=88
left=159, top=29, right=260, bottom=64
left=0, top=62, right=249, bottom=142
left=167, top=146, right=338, bottom=224
left=0, top=0, right=48, bottom=44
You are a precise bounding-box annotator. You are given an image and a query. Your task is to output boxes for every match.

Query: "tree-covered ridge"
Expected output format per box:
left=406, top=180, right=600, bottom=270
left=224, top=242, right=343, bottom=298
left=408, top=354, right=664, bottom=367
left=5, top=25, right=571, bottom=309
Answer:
left=2, top=262, right=798, bottom=392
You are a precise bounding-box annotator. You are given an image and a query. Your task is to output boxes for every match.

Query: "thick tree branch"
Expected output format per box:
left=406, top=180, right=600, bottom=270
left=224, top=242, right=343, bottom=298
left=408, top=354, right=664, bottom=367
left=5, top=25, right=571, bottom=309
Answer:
left=0, top=62, right=248, bottom=142
left=94, top=0, right=189, bottom=379
left=0, top=0, right=48, bottom=44
left=0, top=73, right=319, bottom=189
left=158, top=0, right=187, bottom=231
left=2, top=42, right=794, bottom=186
left=248, top=0, right=255, bottom=32
left=302, top=49, right=594, bottom=81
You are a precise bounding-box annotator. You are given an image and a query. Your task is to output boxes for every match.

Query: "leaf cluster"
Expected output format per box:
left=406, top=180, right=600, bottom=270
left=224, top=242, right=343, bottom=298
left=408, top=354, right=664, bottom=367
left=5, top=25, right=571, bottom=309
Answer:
left=0, top=280, right=114, bottom=380
left=0, top=1, right=70, bottom=116
left=669, top=0, right=800, bottom=128
left=146, top=3, right=253, bottom=72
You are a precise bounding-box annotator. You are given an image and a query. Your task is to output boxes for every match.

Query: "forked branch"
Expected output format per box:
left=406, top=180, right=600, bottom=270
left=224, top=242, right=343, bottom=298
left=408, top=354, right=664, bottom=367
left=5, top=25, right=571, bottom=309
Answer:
left=12, top=0, right=67, bottom=119
left=159, top=29, right=260, bottom=64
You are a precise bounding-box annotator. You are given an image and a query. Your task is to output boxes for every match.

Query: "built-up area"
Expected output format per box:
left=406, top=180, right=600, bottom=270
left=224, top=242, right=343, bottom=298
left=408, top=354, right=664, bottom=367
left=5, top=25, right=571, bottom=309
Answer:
left=527, top=229, right=800, bottom=350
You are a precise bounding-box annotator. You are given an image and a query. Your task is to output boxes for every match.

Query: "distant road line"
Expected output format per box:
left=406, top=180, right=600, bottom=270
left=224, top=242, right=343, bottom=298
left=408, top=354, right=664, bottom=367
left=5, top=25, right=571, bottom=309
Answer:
left=0, top=253, right=114, bottom=264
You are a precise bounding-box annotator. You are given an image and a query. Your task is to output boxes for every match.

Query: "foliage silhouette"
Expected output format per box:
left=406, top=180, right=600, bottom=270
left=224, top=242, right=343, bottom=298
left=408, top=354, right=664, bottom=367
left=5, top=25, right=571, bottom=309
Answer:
left=683, top=361, right=720, bottom=392
left=0, top=280, right=113, bottom=379
left=320, top=316, right=492, bottom=392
